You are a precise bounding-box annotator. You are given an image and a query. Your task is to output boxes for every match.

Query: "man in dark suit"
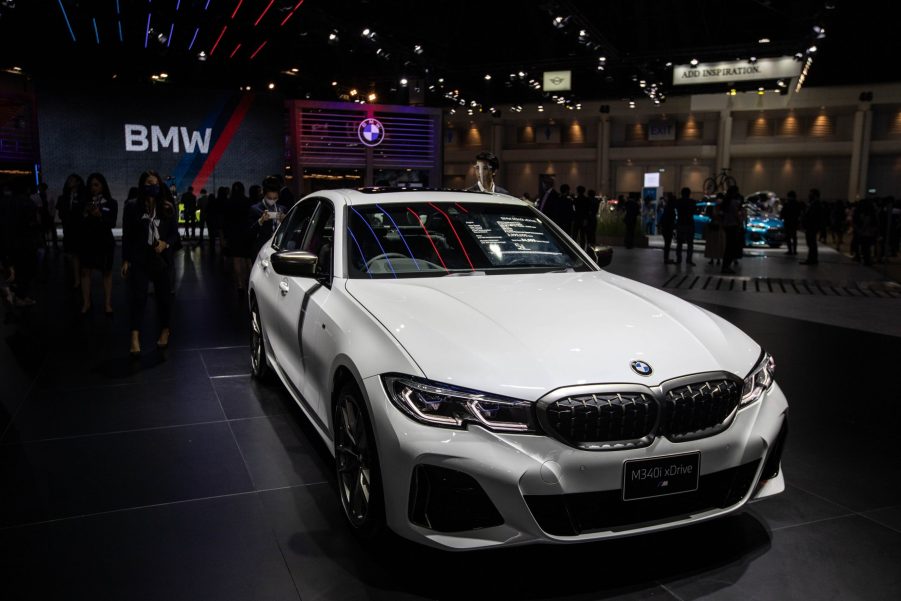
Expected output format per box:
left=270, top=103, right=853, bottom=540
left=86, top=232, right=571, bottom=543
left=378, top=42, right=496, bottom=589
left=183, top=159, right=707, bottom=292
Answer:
left=466, top=151, right=508, bottom=194
left=674, top=187, right=697, bottom=264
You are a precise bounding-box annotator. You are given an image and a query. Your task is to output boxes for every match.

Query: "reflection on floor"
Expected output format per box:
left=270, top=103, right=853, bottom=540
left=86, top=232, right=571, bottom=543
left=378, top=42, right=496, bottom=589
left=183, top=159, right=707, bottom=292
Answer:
left=1, top=244, right=899, bottom=600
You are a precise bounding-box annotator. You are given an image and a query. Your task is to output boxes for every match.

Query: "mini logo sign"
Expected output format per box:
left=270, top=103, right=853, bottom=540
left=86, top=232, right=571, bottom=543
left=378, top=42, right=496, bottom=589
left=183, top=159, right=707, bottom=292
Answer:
left=630, top=360, right=653, bottom=376
left=358, top=118, right=384, bottom=147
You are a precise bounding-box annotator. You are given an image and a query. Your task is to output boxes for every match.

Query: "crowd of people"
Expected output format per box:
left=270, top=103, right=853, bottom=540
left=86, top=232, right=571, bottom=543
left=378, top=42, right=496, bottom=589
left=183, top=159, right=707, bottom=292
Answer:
left=0, top=171, right=294, bottom=356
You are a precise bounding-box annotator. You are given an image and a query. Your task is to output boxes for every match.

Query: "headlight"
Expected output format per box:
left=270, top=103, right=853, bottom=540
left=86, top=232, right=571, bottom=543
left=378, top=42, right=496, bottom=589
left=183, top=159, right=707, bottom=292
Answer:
left=741, top=352, right=775, bottom=407
left=382, top=375, right=537, bottom=433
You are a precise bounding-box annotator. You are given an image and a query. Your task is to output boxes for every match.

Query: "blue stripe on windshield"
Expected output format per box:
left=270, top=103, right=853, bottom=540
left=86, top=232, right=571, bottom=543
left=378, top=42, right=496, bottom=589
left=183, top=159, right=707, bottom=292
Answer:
left=346, top=227, right=372, bottom=278
left=375, top=203, right=420, bottom=271
left=349, top=208, right=396, bottom=278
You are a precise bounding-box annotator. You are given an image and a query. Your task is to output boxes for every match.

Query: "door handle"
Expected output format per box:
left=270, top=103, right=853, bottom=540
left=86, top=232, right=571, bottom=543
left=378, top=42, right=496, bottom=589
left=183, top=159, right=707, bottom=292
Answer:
left=279, top=280, right=290, bottom=296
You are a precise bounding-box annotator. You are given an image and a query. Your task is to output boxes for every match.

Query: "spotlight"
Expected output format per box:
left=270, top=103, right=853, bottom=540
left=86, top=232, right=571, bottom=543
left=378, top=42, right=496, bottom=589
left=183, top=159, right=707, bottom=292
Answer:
left=413, top=44, right=423, bottom=55
left=349, top=88, right=358, bottom=96
left=552, top=15, right=570, bottom=29
left=400, top=77, right=408, bottom=86
left=268, top=82, right=275, bottom=90
left=690, top=58, right=699, bottom=66
left=758, top=37, right=770, bottom=44
left=197, top=51, right=207, bottom=61
left=368, top=92, right=377, bottom=102
left=749, top=56, right=757, bottom=63
left=484, top=74, right=491, bottom=80
left=807, top=45, right=817, bottom=53
left=328, top=30, right=339, bottom=44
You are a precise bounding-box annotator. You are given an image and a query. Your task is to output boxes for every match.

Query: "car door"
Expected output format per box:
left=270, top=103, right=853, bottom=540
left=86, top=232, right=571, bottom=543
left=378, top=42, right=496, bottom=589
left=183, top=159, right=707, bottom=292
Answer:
left=293, top=200, right=338, bottom=427
left=255, top=197, right=319, bottom=392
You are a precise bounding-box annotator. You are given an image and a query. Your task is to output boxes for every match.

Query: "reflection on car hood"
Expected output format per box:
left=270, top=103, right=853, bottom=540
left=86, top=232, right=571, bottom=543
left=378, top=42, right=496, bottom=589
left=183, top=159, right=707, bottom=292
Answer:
left=747, top=215, right=783, bottom=229
left=345, top=272, right=760, bottom=400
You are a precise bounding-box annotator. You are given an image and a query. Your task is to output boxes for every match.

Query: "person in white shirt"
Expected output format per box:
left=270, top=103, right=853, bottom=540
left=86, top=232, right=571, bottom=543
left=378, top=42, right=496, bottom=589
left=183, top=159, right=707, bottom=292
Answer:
left=466, top=151, right=508, bottom=194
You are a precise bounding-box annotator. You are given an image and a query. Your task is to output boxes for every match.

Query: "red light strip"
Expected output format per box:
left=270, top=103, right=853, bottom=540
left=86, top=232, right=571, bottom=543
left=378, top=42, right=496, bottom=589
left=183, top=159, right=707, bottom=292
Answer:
left=249, top=39, right=268, bottom=60
left=407, top=208, right=448, bottom=272
left=428, top=202, right=474, bottom=271
left=210, top=24, right=227, bottom=56
left=454, top=202, right=469, bottom=213
left=229, top=42, right=242, bottom=58
left=254, top=0, right=275, bottom=26
left=230, top=0, right=244, bottom=19
left=280, top=0, right=305, bottom=27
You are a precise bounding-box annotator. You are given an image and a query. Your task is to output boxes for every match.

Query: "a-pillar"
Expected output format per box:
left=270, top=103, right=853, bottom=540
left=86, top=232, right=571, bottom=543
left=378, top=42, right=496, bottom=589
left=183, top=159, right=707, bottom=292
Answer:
left=849, top=104, right=873, bottom=201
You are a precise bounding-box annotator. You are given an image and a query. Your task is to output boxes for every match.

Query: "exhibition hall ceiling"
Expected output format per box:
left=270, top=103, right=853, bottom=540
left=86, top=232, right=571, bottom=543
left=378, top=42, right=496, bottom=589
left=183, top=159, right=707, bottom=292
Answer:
left=0, top=1, right=896, bottom=109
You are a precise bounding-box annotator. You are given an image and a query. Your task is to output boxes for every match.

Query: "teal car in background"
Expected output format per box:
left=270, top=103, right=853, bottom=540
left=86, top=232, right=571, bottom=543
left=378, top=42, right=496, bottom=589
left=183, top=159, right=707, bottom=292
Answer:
left=694, top=200, right=785, bottom=248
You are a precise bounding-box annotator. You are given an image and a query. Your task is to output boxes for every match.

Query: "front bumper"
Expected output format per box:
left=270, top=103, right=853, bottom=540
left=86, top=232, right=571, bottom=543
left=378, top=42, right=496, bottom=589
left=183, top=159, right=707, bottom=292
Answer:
left=364, top=376, right=788, bottom=550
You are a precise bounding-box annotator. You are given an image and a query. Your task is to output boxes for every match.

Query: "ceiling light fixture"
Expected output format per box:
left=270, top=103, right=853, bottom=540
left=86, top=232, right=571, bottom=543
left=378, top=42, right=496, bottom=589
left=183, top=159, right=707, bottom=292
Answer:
left=758, top=37, right=770, bottom=44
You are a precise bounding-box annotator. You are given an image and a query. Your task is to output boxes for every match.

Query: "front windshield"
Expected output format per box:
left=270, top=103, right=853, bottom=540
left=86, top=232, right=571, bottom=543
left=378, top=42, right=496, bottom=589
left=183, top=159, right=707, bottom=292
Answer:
left=346, top=200, right=591, bottom=278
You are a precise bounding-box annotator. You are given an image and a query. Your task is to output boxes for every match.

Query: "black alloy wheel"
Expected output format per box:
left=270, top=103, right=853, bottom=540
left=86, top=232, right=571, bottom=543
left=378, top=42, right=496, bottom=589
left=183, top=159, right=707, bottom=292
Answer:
left=250, top=301, right=269, bottom=379
left=334, top=382, right=385, bottom=538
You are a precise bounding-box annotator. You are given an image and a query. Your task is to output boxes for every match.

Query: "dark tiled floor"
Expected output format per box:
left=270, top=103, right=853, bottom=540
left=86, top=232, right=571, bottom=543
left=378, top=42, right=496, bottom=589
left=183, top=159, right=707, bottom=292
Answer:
left=1, top=246, right=899, bottom=600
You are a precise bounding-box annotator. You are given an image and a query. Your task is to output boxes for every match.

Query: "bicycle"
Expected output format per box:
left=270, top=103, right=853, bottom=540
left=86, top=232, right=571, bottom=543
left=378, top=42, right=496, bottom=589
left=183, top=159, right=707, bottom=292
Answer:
left=703, top=167, right=737, bottom=196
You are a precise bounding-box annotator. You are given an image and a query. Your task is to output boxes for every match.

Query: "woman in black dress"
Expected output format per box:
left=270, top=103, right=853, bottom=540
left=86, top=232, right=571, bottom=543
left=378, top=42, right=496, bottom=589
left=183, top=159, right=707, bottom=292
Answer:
left=57, top=174, right=87, bottom=288
left=78, top=173, right=118, bottom=314
left=223, top=181, right=253, bottom=292
left=121, top=170, right=178, bottom=355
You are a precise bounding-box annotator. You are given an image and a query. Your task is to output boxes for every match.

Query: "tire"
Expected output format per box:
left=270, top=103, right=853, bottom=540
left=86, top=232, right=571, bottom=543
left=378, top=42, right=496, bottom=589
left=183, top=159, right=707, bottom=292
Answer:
left=723, top=175, right=738, bottom=191
left=250, top=300, right=270, bottom=380
left=334, top=382, right=386, bottom=540
left=703, top=177, right=717, bottom=196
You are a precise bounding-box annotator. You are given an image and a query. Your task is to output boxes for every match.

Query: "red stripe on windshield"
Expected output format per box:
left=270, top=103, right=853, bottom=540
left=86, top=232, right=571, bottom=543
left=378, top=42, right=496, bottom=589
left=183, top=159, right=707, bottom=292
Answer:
left=407, top=207, right=448, bottom=272
left=428, top=202, right=474, bottom=271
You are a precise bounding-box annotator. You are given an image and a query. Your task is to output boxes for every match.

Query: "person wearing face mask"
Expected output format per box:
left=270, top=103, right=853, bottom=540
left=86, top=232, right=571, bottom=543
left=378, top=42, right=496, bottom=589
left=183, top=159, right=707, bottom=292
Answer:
left=249, top=175, right=287, bottom=255
left=121, top=170, right=178, bottom=356
left=466, top=151, right=508, bottom=195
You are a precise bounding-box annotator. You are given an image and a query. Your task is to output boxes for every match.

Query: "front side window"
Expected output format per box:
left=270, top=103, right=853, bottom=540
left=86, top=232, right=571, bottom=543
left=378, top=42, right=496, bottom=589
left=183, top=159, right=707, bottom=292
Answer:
left=346, top=201, right=591, bottom=278
left=273, top=197, right=319, bottom=251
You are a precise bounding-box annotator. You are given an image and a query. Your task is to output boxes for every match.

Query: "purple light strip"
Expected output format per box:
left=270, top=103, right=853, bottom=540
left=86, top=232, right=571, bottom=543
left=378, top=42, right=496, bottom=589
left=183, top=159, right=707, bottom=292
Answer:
left=167, top=23, right=174, bottom=47
left=188, top=27, right=199, bottom=50
left=145, top=13, right=152, bottom=48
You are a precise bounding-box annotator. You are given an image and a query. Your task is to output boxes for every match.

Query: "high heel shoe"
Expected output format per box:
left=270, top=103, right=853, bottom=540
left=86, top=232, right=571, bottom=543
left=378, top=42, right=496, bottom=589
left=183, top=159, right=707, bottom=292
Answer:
left=157, top=329, right=171, bottom=349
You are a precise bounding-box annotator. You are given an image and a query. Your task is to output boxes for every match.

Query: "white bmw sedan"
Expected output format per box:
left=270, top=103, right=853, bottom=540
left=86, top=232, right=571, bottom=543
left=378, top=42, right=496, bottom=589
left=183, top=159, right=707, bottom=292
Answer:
left=248, top=188, right=788, bottom=550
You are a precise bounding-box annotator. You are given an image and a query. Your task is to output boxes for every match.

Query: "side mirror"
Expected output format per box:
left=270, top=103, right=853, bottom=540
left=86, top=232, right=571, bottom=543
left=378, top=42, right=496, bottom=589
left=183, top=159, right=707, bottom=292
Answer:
left=270, top=250, right=318, bottom=277
left=590, top=245, right=613, bottom=267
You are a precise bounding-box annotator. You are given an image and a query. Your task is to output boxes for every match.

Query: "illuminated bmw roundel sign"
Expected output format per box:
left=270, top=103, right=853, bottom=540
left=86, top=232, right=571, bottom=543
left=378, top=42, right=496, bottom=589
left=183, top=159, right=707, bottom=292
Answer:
left=358, top=118, right=385, bottom=147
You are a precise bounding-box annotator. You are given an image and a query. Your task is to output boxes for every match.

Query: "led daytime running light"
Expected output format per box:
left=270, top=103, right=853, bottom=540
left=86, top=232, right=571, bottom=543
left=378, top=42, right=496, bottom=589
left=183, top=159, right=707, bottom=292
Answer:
left=741, top=352, right=775, bottom=406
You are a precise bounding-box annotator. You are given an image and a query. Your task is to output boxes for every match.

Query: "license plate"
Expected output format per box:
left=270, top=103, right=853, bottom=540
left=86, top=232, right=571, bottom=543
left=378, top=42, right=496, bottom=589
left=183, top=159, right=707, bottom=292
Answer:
left=622, top=452, right=700, bottom=501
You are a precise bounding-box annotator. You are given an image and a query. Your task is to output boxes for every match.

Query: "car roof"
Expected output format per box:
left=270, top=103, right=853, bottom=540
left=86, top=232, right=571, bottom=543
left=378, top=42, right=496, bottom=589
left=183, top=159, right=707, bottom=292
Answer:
left=311, top=188, right=528, bottom=208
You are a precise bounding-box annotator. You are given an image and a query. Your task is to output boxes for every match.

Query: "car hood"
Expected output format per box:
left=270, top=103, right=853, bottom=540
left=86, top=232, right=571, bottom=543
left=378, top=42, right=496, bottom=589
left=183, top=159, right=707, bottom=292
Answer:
left=345, top=272, right=760, bottom=400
